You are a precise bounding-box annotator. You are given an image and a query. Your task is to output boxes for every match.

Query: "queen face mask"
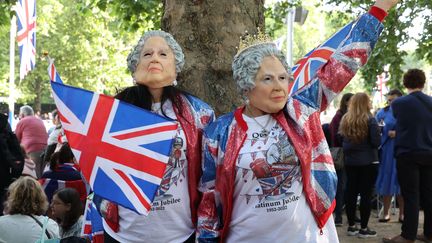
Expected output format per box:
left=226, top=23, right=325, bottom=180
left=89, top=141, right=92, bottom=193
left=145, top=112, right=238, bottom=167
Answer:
left=134, top=36, right=177, bottom=88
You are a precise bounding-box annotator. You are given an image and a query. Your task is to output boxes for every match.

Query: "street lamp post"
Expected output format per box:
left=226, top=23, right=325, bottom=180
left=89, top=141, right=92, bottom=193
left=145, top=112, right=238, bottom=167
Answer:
left=9, top=14, right=16, bottom=127
left=286, top=5, right=308, bottom=66
left=286, top=9, right=294, bottom=67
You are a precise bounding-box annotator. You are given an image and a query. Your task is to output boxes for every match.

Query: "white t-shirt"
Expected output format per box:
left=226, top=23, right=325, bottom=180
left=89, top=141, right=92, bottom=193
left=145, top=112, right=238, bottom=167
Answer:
left=104, top=100, right=194, bottom=243
left=226, top=114, right=338, bottom=243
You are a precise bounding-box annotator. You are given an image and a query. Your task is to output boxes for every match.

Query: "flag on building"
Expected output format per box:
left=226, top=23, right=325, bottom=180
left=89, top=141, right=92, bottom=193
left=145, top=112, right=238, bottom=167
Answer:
left=16, top=0, right=36, bottom=80
left=50, top=80, right=178, bottom=215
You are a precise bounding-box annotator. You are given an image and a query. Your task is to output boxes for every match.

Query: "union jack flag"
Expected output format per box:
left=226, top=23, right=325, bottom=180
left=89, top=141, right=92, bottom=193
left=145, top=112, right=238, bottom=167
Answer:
left=39, top=176, right=87, bottom=204
left=258, top=173, right=289, bottom=197
left=48, top=58, right=63, bottom=84
left=82, top=194, right=104, bottom=243
left=16, top=0, right=36, bottom=80
left=289, top=22, right=354, bottom=95
left=50, top=81, right=178, bottom=215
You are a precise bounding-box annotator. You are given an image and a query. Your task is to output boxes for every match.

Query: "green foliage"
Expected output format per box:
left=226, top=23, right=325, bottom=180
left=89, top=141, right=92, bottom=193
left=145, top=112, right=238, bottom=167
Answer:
left=416, top=12, right=432, bottom=63
left=77, top=0, right=162, bottom=31
left=1, top=0, right=429, bottom=110
left=323, top=0, right=431, bottom=91
left=265, top=0, right=352, bottom=65
left=402, top=51, right=429, bottom=71
left=265, top=0, right=431, bottom=93
left=0, top=0, right=14, bottom=26
left=265, top=0, right=301, bottom=38
left=0, top=24, right=10, bottom=83
left=0, top=0, right=143, bottom=109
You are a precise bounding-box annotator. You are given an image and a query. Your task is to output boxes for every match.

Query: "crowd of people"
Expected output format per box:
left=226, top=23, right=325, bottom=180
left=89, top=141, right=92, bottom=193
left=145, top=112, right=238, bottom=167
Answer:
left=323, top=68, right=432, bottom=243
left=0, top=105, right=86, bottom=242
left=1, top=0, right=431, bottom=242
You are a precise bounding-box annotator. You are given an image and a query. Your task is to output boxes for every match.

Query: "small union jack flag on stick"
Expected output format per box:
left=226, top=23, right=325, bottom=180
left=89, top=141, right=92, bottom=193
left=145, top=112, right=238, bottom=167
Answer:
left=48, top=65, right=178, bottom=215
left=82, top=194, right=104, bottom=243
left=47, top=57, right=63, bottom=84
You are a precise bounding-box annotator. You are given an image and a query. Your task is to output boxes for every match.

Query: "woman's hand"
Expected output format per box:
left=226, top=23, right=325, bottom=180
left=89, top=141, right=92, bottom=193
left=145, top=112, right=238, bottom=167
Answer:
left=388, top=130, right=396, bottom=138
left=373, top=0, right=400, bottom=12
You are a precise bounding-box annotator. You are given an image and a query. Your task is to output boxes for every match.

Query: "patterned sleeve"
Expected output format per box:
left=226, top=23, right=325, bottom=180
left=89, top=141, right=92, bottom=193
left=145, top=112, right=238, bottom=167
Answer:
left=186, top=94, right=215, bottom=130
left=289, top=13, right=384, bottom=115
left=199, top=108, right=216, bottom=130
left=196, top=126, right=221, bottom=242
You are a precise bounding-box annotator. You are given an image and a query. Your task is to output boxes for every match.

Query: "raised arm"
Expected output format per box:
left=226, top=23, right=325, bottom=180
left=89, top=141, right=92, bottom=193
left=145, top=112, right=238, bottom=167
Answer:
left=290, top=0, right=399, bottom=114
left=374, top=0, right=399, bottom=12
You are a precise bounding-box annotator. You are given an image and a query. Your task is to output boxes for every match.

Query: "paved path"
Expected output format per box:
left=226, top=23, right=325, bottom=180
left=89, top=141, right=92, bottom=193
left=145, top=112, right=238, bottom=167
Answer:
left=337, top=209, right=425, bottom=243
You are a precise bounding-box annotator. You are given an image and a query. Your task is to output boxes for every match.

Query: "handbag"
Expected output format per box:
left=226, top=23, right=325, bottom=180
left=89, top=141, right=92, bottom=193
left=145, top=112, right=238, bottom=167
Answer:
left=330, top=147, right=344, bottom=170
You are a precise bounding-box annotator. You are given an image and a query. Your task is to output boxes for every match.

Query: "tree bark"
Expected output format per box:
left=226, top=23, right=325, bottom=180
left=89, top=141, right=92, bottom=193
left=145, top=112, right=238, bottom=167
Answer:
left=33, top=77, right=42, bottom=113
left=162, top=0, right=264, bottom=115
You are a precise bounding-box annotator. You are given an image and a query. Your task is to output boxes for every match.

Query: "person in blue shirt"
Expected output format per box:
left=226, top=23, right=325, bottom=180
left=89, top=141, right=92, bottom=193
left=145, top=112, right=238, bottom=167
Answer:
left=375, top=89, right=404, bottom=223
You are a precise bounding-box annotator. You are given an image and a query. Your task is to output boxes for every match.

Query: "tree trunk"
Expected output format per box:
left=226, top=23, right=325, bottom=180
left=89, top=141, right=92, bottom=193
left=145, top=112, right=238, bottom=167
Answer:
left=162, top=0, right=264, bottom=115
left=33, top=77, right=42, bottom=113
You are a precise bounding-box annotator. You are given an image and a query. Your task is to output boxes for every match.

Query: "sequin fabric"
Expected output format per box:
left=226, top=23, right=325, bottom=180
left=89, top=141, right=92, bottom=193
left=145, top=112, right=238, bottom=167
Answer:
left=197, top=12, right=384, bottom=242
left=99, top=93, right=215, bottom=232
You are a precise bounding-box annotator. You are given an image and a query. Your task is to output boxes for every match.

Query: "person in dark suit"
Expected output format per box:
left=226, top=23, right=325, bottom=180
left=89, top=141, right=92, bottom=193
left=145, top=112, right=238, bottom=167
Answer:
left=383, top=69, right=432, bottom=243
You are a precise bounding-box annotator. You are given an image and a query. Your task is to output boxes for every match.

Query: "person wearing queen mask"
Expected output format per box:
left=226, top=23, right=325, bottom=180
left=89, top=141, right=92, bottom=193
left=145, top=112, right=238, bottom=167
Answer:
left=99, top=30, right=215, bottom=243
left=197, top=0, right=399, bottom=242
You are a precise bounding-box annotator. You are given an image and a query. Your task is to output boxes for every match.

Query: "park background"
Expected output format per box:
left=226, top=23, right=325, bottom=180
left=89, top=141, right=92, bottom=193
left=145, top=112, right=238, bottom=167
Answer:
left=0, top=0, right=431, bottom=124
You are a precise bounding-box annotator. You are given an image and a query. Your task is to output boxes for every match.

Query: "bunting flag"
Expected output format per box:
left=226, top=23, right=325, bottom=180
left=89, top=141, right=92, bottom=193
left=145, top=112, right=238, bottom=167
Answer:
left=48, top=68, right=178, bottom=215
left=242, top=168, right=248, bottom=178
left=245, top=194, right=252, bottom=204
left=289, top=22, right=354, bottom=95
left=251, top=139, right=258, bottom=147
left=16, top=0, right=36, bottom=80
left=251, top=151, right=258, bottom=161
left=264, top=136, right=270, bottom=145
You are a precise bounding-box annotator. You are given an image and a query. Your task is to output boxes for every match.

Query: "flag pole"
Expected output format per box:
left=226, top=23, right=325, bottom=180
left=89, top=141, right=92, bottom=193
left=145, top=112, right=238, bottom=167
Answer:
left=9, top=12, right=17, bottom=128
left=286, top=7, right=293, bottom=67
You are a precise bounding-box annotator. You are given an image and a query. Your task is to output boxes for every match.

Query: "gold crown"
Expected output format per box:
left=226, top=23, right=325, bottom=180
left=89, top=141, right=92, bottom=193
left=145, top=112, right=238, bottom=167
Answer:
left=235, top=28, right=274, bottom=57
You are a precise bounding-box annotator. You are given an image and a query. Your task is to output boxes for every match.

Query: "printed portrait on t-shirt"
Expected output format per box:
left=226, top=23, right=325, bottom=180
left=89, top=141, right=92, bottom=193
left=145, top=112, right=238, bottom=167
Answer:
left=154, top=126, right=187, bottom=200
left=237, top=123, right=301, bottom=204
